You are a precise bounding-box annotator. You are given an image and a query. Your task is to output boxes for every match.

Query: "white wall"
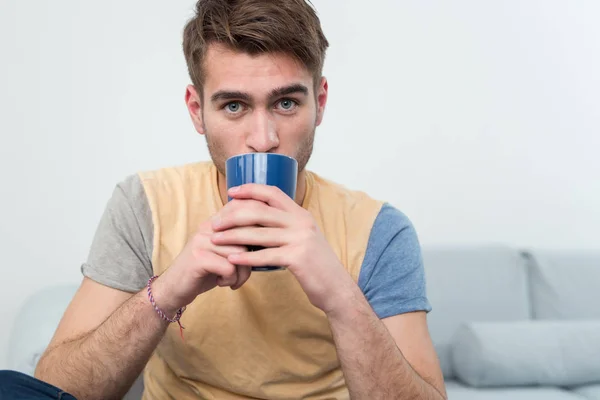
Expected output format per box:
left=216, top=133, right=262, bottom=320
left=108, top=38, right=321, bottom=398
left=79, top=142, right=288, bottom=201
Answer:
left=0, top=0, right=598, bottom=368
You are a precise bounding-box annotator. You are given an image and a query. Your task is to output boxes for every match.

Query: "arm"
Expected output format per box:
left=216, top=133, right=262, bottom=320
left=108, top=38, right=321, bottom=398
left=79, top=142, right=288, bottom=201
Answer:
left=326, top=286, right=446, bottom=399
left=37, top=240, right=248, bottom=400
left=36, top=238, right=249, bottom=400
left=35, top=278, right=170, bottom=400
left=35, top=178, right=163, bottom=398
left=214, top=187, right=446, bottom=399
left=36, top=176, right=250, bottom=399
left=325, top=204, right=446, bottom=399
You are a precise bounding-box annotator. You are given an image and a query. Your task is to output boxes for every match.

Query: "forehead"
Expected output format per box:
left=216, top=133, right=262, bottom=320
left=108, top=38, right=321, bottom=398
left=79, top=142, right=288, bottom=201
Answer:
left=202, top=43, right=313, bottom=96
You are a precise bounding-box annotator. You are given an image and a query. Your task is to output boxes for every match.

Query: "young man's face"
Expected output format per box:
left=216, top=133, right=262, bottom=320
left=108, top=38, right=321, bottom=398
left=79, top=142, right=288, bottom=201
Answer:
left=186, top=43, right=328, bottom=176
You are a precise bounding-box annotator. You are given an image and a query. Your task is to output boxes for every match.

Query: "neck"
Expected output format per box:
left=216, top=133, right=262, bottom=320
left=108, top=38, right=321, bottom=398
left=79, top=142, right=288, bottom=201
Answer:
left=217, top=169, right=307, bottom=207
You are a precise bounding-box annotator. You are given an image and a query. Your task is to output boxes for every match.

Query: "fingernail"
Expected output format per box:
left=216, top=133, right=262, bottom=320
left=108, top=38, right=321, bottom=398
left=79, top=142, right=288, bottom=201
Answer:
left=212, top=215, right=221, bottom=228
left=229, top=186, right=240, bottom=193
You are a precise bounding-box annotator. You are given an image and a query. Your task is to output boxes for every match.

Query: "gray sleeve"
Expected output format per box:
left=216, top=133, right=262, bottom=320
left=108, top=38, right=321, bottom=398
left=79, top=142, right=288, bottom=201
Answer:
left=81, top=174, right=154, bottom=293
left=358, top=203, right=432, bottom=319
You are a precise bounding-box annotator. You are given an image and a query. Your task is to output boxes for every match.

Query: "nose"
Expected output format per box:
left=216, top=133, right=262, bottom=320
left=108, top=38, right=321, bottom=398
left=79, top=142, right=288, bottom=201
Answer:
left=245, top=111, right=279, bottom=153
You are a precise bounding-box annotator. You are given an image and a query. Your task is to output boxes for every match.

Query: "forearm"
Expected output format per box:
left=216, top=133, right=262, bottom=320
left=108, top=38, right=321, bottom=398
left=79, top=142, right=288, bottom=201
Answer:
left=327, top=286, right=445, bottom=400
left=35, top=289, right=169, bottom=400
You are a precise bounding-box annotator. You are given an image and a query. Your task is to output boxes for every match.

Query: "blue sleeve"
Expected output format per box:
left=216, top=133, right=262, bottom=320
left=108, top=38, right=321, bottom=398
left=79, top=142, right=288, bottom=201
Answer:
left=358, top=203, right=432, bottom=319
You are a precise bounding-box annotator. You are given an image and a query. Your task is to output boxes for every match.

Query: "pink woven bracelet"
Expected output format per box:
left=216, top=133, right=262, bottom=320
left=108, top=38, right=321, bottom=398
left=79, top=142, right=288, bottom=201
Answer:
left=147, top=275, right=186, bottom=340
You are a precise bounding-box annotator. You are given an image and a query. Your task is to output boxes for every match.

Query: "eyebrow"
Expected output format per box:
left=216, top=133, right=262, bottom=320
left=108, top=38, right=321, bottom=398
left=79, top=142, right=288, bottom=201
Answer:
left=269, top=84, right=309, bottom=99
left=210, top=90, right=251, bottom=103
left=210, top=83, right=309, bottom=104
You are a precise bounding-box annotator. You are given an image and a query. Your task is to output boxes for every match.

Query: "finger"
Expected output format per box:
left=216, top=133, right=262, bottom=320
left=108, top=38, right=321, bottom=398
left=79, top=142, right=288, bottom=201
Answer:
left=216, top=274, right=237, bottom=287
left=211, top=243, right=247, bottom=259
left=212, top=227, right=286, bottom=248
left=189, top=231, right=246, bottom=258
left=227, top=183, right=297, bottom=212
left=200, top=251, right=238, bottom=287
left=212, top=199, right=291, bottom=231
left=228, top=247, right=288, bottom=269
left=231, top=264, right=252, bottom=290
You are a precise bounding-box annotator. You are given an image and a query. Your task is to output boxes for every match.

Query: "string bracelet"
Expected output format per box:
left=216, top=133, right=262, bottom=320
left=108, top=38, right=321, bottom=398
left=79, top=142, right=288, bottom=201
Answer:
left=147, top=275, right=186, bottom=340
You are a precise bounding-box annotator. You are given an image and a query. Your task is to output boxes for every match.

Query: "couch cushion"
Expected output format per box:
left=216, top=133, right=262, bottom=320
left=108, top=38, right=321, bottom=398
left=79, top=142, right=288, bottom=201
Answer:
left=7, top=284, right=145, bottom=399
left=423, top=246, right=530, bottom=378
left=445, top=380, right=585, bottom=400
left=573, top=384, right=600, bottom=400
left=451, top=321, right=600, bottom=387
left=527, top=250, right=600, bottom=319
left=7, top=284, right=79, bottom=375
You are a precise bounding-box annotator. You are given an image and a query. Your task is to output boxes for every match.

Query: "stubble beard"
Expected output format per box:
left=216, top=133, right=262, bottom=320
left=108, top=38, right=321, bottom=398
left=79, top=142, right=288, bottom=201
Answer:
left=204, top=126, right=316, bottom=177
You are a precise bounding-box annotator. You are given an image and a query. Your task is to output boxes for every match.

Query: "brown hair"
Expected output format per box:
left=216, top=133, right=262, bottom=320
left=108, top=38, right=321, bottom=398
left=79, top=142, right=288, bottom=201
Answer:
left=182, top=0, right=329, bottom=94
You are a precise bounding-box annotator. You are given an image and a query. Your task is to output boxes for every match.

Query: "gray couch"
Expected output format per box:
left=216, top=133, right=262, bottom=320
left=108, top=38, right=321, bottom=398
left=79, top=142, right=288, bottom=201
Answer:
left=7, top=246, right=600, bottom=399
left=425, top=246, right=600, bottom=399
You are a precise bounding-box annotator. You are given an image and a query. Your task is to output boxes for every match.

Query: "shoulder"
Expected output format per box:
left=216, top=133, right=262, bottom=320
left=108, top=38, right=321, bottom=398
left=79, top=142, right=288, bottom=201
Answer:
left=362, top=203, right=420, bottom=274
left=372, top=203, right=416, bottom=239
left=105, top=162, right=213, bottom=233
left=104, top=173, right=153, bottom=235
left=306, top=171, right=384, bottom=215
left=359, top=204, right=431, bottom=317
left=137, top=161, right=214, bottom=185
left=113, top=173, right=146, bottom=205
left=83, top=173, right=155, bottom=292
left=136, top=161, right=216, bottom=203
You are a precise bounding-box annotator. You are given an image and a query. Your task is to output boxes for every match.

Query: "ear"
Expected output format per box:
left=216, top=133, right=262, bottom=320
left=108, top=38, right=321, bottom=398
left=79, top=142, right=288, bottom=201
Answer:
left=315, top=77, right=328, bottom=127
left=185, top=84, right=205, bottom=135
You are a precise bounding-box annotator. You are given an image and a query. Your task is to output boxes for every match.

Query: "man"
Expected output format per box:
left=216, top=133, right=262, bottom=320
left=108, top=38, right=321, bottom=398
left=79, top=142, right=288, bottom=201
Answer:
left=1, top=0, right=446, bottom=399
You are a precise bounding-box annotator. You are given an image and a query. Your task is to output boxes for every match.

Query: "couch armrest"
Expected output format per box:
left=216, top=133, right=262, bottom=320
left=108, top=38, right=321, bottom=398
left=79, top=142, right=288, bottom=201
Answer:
left=7, top=284, right=78, bottom=376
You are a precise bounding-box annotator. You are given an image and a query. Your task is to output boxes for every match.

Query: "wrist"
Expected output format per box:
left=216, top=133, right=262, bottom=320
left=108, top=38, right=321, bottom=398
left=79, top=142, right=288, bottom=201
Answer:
left=147, top=274, right=185, bottom=318
left=322, top=277, right=365, bottom=319
left=146, top=274, right=187, bottom=340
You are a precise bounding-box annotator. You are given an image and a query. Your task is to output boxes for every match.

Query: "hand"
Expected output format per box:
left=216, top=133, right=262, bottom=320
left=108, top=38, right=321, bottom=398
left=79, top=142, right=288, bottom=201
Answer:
left=210, top=184, right=356, bottom=314
left=151, top=218, right=251, bottom=316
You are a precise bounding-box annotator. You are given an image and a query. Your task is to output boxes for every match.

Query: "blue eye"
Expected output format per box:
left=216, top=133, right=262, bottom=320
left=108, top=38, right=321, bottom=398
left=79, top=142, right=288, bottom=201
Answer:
left=226, top=102, right=242, bottom=113
left=278, top=99, right=297, bottom=111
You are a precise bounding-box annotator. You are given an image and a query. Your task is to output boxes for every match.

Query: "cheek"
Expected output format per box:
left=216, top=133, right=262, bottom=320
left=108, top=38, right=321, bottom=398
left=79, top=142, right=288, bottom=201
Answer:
left=204, top=112, right=246, bottom=140
left=277, top=112, right=315, bottom=137
left=274, top=115, right=314, bottom=155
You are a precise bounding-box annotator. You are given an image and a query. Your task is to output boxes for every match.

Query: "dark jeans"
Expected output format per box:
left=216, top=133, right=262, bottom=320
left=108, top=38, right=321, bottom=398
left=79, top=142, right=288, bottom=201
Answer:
left=0, top=370, right=77, bottom=400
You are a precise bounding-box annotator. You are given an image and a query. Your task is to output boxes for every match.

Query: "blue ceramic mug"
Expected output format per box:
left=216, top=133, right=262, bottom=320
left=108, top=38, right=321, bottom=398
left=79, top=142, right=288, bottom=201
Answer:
left=225, top=152, right=298, bottom=271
